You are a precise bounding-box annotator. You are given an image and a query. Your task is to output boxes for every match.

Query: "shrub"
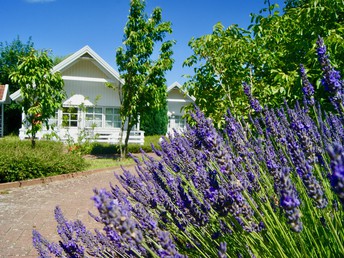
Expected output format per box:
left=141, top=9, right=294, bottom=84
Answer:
left=0, top=137, right=87, bottom=183
left=140, top=105, right=168, bottom=136
left=89, top=135, right=162, bottom=155
left=89, top=142, right=120, bottom=155
left=32, top=38, right=344, bottom=257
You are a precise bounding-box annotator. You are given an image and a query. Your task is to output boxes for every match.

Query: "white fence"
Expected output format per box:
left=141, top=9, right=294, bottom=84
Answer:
left=18, top=127, right=145, bottom=145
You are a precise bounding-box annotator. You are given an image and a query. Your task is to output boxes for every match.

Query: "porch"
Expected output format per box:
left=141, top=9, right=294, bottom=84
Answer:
left=18, top=97, right=145, bottom=145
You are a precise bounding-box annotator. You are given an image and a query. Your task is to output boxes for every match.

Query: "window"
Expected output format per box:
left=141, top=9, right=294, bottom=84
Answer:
left=105, top=108, right=121, bottom=128
left=85, top=107, right=103, bottom=127
left=174, top=115, right=186, bottom=129
left=62, top=107, right=78, bottom=127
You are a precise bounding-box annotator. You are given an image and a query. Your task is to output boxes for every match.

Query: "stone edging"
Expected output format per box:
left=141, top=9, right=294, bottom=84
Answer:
left=0, top=166, right=124, bottom=191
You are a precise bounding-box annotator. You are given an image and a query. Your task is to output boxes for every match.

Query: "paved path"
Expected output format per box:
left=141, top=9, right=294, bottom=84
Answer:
left=0, top=165, right=134, bottom=257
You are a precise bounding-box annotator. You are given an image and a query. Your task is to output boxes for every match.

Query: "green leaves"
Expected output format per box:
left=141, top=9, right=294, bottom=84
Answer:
left=183, top=0, right=344, bottom=124
left=10, top=49, right=65, bottom=147
left=116, top=0, right=174, bottom=156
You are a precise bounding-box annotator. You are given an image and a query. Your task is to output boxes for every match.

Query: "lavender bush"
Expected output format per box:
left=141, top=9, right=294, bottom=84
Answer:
left=33, top=37, right=344, bottom=257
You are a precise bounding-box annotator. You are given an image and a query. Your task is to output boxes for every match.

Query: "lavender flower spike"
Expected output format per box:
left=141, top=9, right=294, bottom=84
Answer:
left=300, top=64, right=315, bottom=106
left=242, top=82, right=262, bottom=112
left=218, top=242, right=227, bottom=258
left=316, top=36, right=344, bottom=105
left=328, top=143, right=344, bottom=205
left=278, top=168, right=303, bottom=232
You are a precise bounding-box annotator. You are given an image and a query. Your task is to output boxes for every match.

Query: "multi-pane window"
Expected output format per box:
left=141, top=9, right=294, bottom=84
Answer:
left=174, top=115, right=186, bottom=129
left=105, top=108, right=121, bottom=128
left=85, top=107, right=103, bottom=127
left=62, top=107, right=78, bottom=127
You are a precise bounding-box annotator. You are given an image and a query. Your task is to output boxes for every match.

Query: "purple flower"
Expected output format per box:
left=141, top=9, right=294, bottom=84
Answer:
left=218, top=242, right=227, bottom=258
left=189, top=106, right=222, bottom=151
left=285, top=122, right=328, bottom=208
left=92, top=188, right=145, bottom=254
left=278, top=168, right=303, bottom=232
left=32, top=229, right=63, bottom=257
left=242, top=82, right=262, bottom=112
left=300, top=64, right=315, bottom=106
left=328, top=143, right=344, bottom=205
left=157, top=231, right=186, bottom=258
left=316, top=36, right=344, bottom=107
left=54, top=207, right=86, bottom=257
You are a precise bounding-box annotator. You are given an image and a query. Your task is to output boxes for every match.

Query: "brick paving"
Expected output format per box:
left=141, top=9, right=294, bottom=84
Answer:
left=0, top=165, right=136, bottom=257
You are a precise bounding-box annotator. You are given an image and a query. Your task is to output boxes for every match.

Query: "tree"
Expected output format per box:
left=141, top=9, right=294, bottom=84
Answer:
left=284, top=0, right=311, bottom=9
left=0, top=36, right=34, bottom=135
left=140, top=102, right=168, bottom=136
left=184, top=0, right=344, bottom=124
left=116, top=0, right=174, bottom=157
left=10, top=49, right=65, bottom=147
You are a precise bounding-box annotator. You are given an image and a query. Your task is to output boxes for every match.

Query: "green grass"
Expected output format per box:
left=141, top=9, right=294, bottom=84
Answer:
left=83, top=135, right=163, bottom=170
left=143, top=134, right=162, bottom=148
left=84, top=156, right=136, bottom=170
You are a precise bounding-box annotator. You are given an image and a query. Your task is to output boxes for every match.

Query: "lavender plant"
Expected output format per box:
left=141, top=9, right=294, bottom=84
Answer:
left=316, top=36, right=344, bottom=111
left=33, top=38, right=344, bottom=257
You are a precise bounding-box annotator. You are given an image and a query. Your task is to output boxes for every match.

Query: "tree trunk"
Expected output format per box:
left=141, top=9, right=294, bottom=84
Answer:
left=123, top=116, right=132, bottom=158
left=123, top=124, right=131, bottom=158
left=31, top=134, right=36, bottom=148
left=120, top=115, right=132, bottom=159
left=119, top=121, right=125, bottom=160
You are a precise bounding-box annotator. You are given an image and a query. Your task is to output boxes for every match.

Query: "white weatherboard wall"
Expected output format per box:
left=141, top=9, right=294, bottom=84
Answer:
left=11, top=46, right=144, bottom=145
left=63, top=80, right=121, bottom=107
left=61, top=56, right=121, bottom=106
left=167, top=82, right=195, bottom=134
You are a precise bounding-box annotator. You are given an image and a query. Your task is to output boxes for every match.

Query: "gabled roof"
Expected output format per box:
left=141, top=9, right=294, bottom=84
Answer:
left=53, top=45, right=123, bottom=84
left=0, top=84, right=10, bottom=104
left=11, top=45, right=124, bottom=101
left=167, top=81, right=195, bottom=102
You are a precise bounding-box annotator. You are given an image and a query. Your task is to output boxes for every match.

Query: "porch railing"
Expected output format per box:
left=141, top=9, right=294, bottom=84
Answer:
left=18, top=127, right=145, bottom=145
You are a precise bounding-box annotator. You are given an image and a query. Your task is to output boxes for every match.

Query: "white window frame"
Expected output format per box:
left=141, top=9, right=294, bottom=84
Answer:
left=62, top=107, right=78, bottom=127
left=105, top=107, right=121, bottom=128
left=169, top=115, right=186, bottom=129
left=85, top=107, right=103, bottom=128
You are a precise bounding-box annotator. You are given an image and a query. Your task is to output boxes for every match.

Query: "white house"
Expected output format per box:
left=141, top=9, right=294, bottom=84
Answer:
left=10, top=46, right=144, bottom=144
left=166, top=82, right=195, bottom=135
left=0, top=84, right=10, bottom=137
left=10, top=46, right=195, bottom=143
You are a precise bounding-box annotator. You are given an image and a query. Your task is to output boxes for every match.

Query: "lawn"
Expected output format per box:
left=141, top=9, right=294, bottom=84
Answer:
left=83, top=134, right=162, bottom=170
left=83, top=155, right=136, bottom=170
left=0, top=135, right=163, bottom=183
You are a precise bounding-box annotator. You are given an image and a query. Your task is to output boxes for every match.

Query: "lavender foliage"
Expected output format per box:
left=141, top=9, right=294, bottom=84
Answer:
left=32, top=38, right=344, bottom=257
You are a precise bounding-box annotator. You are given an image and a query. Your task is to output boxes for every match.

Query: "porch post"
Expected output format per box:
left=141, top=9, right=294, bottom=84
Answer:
left=137, top=114, right=140, bottom=131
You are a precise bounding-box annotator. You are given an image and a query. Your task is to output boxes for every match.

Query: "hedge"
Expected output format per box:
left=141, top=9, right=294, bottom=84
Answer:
left=0, top=137, right=87, bottom=183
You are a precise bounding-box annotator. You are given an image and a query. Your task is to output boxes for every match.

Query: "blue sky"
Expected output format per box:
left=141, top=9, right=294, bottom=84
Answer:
left=1, top=0, right=285, bottom=86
